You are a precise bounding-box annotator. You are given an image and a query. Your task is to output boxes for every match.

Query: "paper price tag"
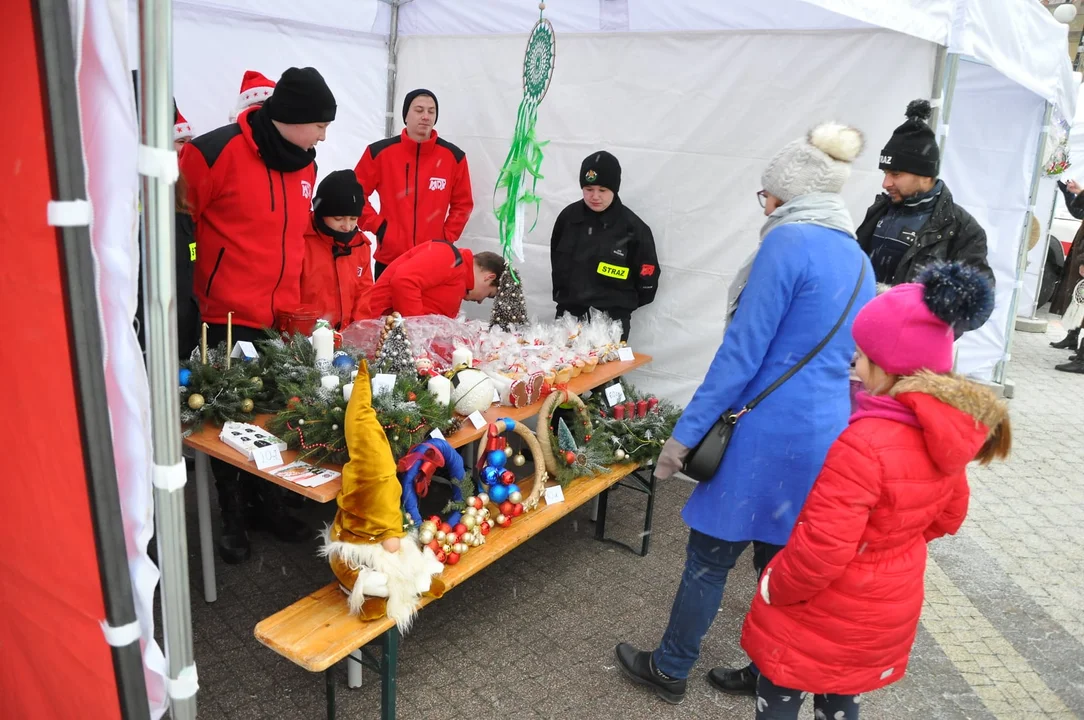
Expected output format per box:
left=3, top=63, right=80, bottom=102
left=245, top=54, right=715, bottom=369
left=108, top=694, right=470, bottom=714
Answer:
left=252, top=445, right=285, bottom=471
left=604, top=383, right=626, bottom=407
left=467, top=411, right=487, bottom=429
left=544, top=485, right=565, bottom=505
left=493, top=387, right=501, bottom=403
left=372, top=373, right=397, bottom=397
left=618, top=347, right=635, bottom=362
left=430, top=428, right=445, bottom=440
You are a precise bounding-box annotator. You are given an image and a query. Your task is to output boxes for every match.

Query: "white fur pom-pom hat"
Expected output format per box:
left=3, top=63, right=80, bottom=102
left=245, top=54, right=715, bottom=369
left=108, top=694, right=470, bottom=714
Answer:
left=762, top=122, right=865, bottom=204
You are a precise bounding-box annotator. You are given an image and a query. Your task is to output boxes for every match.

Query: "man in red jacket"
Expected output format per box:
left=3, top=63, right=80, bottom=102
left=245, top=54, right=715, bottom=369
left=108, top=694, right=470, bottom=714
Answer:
left=367, top=241, right=504, bottom=319
left=180, top=66, right=337, bottom=564
left=301, top=170, right=373, bottom=329
left=354, top=88, right=474, bottom=279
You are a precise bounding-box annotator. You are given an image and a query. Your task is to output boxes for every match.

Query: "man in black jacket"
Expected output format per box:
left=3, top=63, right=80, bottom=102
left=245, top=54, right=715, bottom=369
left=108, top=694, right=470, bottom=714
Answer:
left=856, top=100, right=994, bottom=331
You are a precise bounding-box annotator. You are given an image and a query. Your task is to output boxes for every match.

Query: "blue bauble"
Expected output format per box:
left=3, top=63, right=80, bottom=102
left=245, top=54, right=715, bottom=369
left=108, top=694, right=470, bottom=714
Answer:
left=179, top=368, right=192, bottom=387
left=482, top=466, right=500, bottom=485
left=487, top=450, right=508, bottom=469
left=507, top=483, right=521, bottom=498
left=333, top=354, right=356, bottom=370
left=490, top=484, right=509, bottom=503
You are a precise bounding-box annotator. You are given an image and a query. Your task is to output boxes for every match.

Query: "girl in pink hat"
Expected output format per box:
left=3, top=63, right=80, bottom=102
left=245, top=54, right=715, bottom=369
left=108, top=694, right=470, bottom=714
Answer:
left=740, top=261, right=1010, bottom=719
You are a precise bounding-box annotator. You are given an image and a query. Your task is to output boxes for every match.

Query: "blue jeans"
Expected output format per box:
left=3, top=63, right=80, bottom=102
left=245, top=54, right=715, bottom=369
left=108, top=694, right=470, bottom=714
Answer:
left=652, top=529, right=783, bottom=679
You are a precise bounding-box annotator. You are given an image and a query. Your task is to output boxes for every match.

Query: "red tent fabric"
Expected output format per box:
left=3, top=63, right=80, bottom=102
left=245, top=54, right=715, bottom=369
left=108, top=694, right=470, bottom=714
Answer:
left=0, top=2, right=123, bottom=717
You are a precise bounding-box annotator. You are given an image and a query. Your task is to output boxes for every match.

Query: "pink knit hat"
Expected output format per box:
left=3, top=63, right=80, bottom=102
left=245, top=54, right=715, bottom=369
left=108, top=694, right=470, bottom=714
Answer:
left=852, top=262, right=994, bottom=376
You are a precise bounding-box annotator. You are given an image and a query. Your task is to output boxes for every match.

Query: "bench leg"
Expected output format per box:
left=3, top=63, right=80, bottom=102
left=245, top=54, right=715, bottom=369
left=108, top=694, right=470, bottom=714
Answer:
left=594, top=488, right=610, bottom=541
left=347, top=650, right=363, bottom=688
left=381, top=627, right=400, bottom=720
left=193, top=451, right=217, bottom=603
left=589, top=496, right=599, bottom=522
left=640, top=471, right=656, bottom=557
left=325, top=668, right=337, bottom=720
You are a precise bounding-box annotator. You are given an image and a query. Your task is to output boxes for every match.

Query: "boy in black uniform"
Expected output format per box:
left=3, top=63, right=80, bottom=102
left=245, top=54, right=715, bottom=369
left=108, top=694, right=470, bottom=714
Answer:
left=550, top=151, right=659, bottom=341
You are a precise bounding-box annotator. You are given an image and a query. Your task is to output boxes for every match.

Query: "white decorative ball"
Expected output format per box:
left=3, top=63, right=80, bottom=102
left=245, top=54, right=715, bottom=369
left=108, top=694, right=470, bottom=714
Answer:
left=504, top=446, right=514, bottom=458
left=449, top=369, right=496, bottom=416
left=478, top=493, right=490, bottom=505
left=1055, top=4, right=1078, bottom=23
left=419, top=529, right=434, bottom=544
left=462, top=515, right=477, bottom=530
left=436, top=530, right=446, bottom=543
left=508, top=491, right=523, bottom=504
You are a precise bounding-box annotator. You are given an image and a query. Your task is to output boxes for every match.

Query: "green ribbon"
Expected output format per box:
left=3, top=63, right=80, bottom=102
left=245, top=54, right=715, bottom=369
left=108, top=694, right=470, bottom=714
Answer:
left=493, top=98, right=549, bottom=282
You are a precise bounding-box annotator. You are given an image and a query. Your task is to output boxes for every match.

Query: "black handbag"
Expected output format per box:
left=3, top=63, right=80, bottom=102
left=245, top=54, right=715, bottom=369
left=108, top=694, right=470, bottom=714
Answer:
left=682, top=261, right=867, bottom=482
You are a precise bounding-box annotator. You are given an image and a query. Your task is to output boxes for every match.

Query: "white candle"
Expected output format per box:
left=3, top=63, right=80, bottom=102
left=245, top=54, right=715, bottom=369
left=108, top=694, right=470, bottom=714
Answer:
left=320, top=375, right=340, bottom=390
left=427, top=375, right=452, bottom=406
left=313, top=324, right=335, bottom=364
left=342, top=382, right=354, bottom=402
left=451, top=346, right=473, bottom=369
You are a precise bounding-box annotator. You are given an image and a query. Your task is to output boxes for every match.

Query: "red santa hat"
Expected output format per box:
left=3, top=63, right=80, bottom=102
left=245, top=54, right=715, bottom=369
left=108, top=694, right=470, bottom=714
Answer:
left=230, top=70, right=276, bottom=121
left=174, top=108, right=193, bottom=143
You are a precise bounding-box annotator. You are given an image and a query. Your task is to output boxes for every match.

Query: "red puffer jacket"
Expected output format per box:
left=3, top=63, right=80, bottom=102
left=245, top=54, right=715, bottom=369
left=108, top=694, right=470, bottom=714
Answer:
left=299, top=218, right=373, bottom=330
left=741, top=372, right=1007, bottom=695
left=366, top=241, right=474, bottom=319
left=181, top=106, right=315, bottom=330
left=354, top=129, right=473, bottom=266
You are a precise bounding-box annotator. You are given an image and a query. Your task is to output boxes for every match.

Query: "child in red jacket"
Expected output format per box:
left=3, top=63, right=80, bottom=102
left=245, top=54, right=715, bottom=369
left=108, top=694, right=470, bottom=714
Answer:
left=740, top=262, right=1010, bottom=720
left=301, top=170, right=373, bottom=329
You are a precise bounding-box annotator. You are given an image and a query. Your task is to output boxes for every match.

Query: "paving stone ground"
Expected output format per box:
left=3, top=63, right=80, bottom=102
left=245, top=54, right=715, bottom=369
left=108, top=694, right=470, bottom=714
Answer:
left=171, top=318, right=1084, bottom=719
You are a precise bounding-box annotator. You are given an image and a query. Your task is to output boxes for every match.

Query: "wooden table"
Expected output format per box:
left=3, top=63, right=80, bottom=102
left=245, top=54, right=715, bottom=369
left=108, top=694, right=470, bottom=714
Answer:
left=182, top=354, right=652, bottom=602
left=254, top=463, right=644, bottom=720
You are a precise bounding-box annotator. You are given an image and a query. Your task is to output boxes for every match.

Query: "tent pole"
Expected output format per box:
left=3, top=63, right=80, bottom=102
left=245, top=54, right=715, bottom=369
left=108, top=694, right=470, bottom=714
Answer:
left=929, top=45, right=948, bottom=130
left=137, top=0, right=199, bottom=718
left=935, top=52, right=960, bottom=156
left=31, top=0, right=152, bottom=717
left=384, top=0, right=401, bottom=138
left=1029, top=189, right=1060, bottom=319
left=997, top=102, right=1054, bottom=385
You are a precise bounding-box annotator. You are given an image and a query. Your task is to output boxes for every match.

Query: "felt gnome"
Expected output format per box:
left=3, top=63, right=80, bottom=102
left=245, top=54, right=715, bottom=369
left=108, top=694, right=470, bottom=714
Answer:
left=229, top=69, right=276, bottom=122
left=320, top=360, right=445, bottom=630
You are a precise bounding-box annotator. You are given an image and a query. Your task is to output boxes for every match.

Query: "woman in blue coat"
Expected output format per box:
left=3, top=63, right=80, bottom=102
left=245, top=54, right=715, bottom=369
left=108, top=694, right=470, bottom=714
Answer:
left=615, top=123, right=876, bottom=705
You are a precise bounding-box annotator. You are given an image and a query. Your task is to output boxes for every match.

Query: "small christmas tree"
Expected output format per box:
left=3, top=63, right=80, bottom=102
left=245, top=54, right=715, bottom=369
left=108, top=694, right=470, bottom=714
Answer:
left=490, top=268, right=528, bottom=331
left=374, top=313, right=416, bottom=375
left=557, top=417, right=577, bottom=453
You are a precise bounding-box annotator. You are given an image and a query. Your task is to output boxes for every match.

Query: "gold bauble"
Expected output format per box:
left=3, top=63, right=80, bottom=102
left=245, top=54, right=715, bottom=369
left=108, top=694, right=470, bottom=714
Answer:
left=513, top=454, right=526, bottom=467
left=250, top=376, right=264, bottom=390
left=187, top=393, right=205, bottom=410
left=240, top=398, right=255, bottom=413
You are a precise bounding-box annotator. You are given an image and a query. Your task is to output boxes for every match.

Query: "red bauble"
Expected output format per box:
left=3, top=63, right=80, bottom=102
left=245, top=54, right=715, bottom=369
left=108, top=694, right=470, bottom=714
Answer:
left=499, top=501, right=514, bottom=516
left=429, top=515, right=442, bottom=525
left=585, top=434, right=591, bottom=442
left=472, top=497, right=484, bottom=510
left=564, top=450, right=576, bottom=465
left=427, top=539, right=440, bottom=553
left=512, top=503, right=524, bottom=516
left=408, top=392, right=417, bottom=401
left=500, top=470, right=515, bottom=485
left=498, top=515, right=512, bottom=528
left=435, top=550, right=447, bottom=563
left=440, top=522, right=453, bottom=534
left=479, top=522, right=491, bottom=535
left=287, top=396, right=301, bottom=409
left=446, top=552, right=460, bottom=565
left=454, top=523, right=468, bottom=536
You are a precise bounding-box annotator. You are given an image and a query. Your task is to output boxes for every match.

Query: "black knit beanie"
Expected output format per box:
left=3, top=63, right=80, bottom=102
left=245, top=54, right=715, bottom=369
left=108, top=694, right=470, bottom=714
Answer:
left=879, top=99, right=939, bottom=177
left=266, top=67, right=337, bottom=124
left=313, top=170, right=365, bottom=218
left=580, top=151, right=621, bottom=193
left=402, top=89, right=438, bottom=124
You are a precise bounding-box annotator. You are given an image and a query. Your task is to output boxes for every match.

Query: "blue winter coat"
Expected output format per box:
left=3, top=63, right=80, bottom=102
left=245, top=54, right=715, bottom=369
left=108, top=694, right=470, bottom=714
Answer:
left=675, top=223, right=875, bottom=546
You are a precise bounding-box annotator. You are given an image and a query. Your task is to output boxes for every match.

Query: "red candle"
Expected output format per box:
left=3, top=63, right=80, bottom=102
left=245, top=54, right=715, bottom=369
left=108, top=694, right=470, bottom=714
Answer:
left=624, top=401, right=636, bottom=419
left=637, top=400, right=648, bottom=418
left=647, top=397, right=660, bottom=413
left=599, top=407, right=608, bottom=419
left=613, top=404, right=625, bottom=420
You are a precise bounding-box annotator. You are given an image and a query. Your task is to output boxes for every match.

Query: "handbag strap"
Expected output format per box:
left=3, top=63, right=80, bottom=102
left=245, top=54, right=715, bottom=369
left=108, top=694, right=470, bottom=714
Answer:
left=738, top=260, right=868, bottom=417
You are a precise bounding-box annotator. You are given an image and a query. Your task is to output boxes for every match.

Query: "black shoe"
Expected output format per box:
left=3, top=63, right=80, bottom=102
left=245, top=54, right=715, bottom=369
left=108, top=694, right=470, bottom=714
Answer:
left=215, top=477, right=251, bottom=564
left=248, top=486, right=311, bottom=543
left=614, top=643, right=686, bottom=705
left=1055, top=357, right=1084, bottom=374
left=707, top=665, right=757, bottom=697
left=1051, top=328, right=1080, bottom=349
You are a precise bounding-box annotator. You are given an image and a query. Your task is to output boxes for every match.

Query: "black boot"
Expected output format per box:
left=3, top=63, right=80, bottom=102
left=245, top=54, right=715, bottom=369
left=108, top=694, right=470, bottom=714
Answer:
left=1051, top=327, right=1080, bottom=349
left=1055, top=356, right=1084, bottom=374
left=707, top=665, right=758, bottom=697
left=247, top=483, right=311, bottom=543
left=614, top=643, right=686, bottom=705
left=215, top=475, right=251, bottom=564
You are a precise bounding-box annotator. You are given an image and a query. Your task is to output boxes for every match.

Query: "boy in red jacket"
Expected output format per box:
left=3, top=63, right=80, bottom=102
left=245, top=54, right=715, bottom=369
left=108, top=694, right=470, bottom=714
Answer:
left=301, top=170, right=373, bottom=329
left=354, top=89, right=473, bottom=279
left=180, top=66, right=336, bottom=564
left=740, top=263, right=1009, bottom=719
left=367, top=241, right=504, bottom=319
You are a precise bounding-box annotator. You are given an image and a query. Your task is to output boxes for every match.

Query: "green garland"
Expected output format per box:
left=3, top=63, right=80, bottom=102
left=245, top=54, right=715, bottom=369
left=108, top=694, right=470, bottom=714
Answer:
left=179, top=343, right=260, bottom=430
left=586, top=381, right=682, bottom=467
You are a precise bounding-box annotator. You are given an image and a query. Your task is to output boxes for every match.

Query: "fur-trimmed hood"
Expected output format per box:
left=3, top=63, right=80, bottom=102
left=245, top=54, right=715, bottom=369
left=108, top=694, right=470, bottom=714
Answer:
left=889, top=371, right=1007, bottom=473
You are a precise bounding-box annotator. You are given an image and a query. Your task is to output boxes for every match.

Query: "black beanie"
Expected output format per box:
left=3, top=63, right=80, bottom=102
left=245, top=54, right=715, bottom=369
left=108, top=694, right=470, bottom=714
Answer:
left=580, top=151, right=621, bottom=193
left=880, top=99, right=939, bottom=178
left=402, top=88, right=438, bottom=124
left=313, top=170, right=365, bottom=218
left=266, top=67, right=337, bottom=124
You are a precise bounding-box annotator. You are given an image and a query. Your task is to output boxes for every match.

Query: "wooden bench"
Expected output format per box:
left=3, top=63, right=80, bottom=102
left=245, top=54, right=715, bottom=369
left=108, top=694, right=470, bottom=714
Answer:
left=254, top=463, right=649, bottom=720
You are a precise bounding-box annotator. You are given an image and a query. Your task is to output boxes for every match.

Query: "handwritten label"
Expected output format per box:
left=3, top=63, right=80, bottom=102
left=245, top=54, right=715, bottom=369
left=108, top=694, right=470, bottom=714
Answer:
left=430, top=428, right=445, bottom=440
left=618, top=347, right=635, bottom=362
left=253, top=445, right=285, bottom=471
left=372, top=373, right=397, bottom=397
left=467, top=411, right=487, bottom=430
left=544, top=485, right=565, bottom=505
left=604, top=383, right=626, bottom=407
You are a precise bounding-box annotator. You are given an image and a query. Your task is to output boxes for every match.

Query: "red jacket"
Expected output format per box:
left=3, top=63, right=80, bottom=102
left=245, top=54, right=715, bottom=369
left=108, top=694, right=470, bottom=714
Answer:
left=300, top=218, right=373, bottom=330
left=367, top=242, right=474, bottom=319
left=354, top=129, right=473, bottom=266
left=741, top=373, right=1005, bottom=695
left=181, top=107, right=315, bottom=329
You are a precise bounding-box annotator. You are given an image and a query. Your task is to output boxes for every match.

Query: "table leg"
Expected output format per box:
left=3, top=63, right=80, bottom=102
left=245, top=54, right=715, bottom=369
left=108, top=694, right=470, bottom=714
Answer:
left=347, top=650, right=363, bottom=688
left=640, top=471, right=656, bottom=557
left=193, top=451, right=217, bottom=603
left=594, top=488, right=610, bottom=542
left=381, top=627, right=399, bottom=720
left=325, top=668, right=337, bottom=720
left=589, top=497, right=599, bottom=522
